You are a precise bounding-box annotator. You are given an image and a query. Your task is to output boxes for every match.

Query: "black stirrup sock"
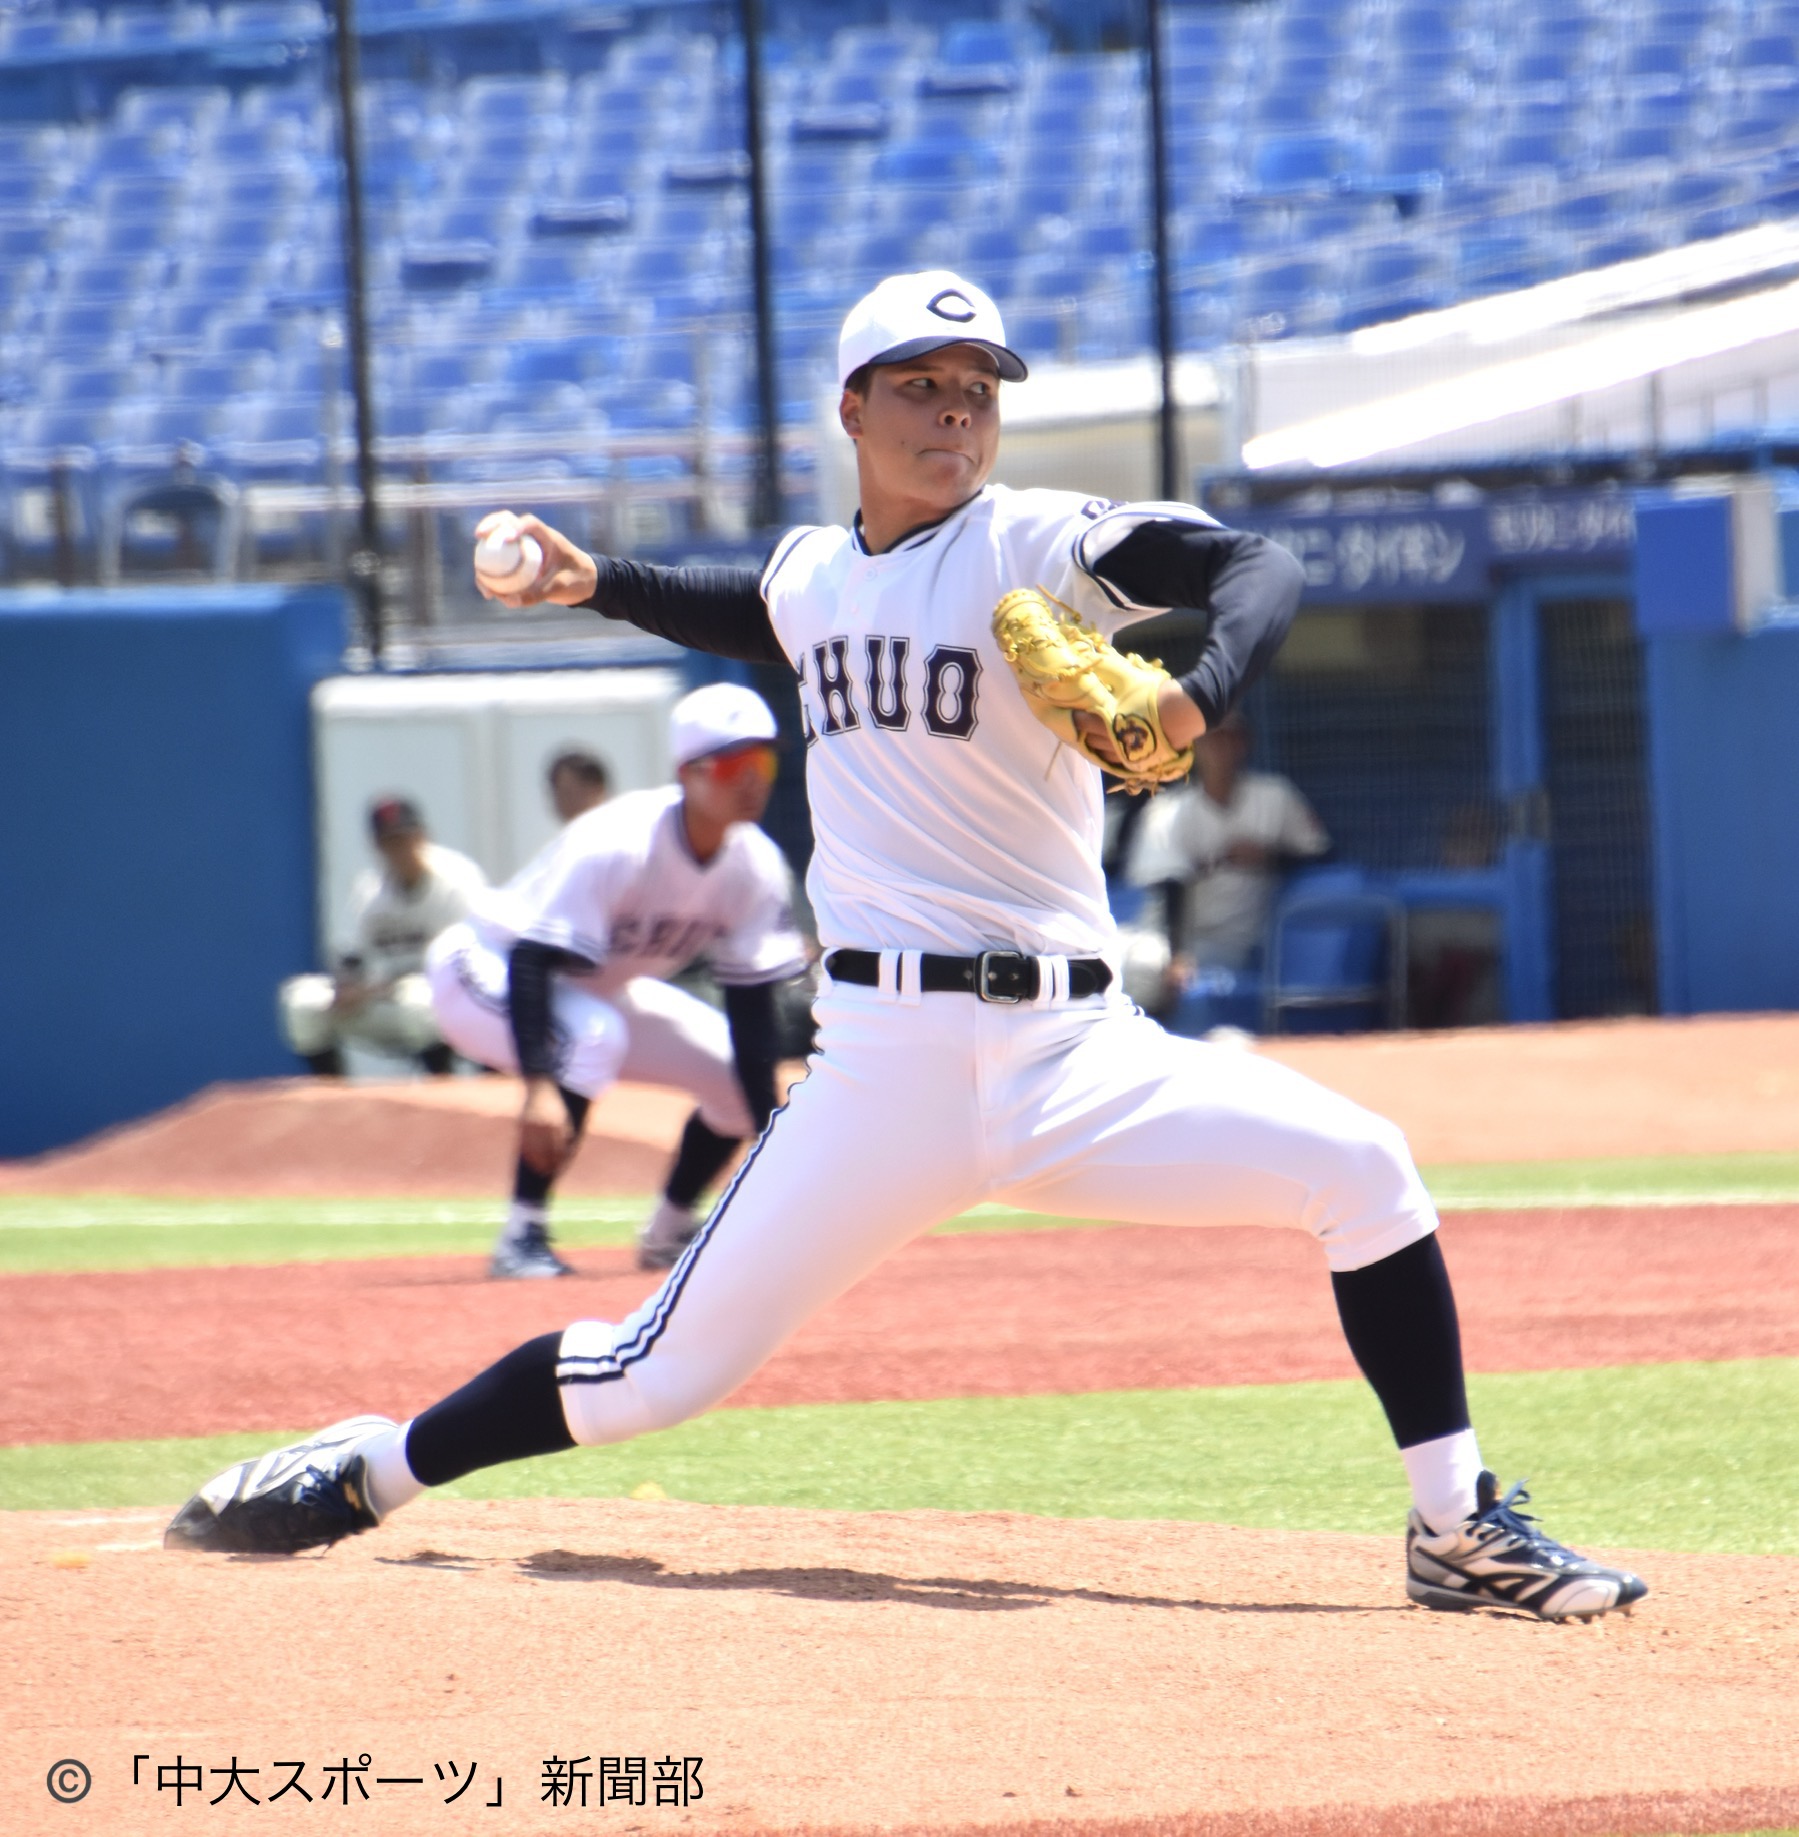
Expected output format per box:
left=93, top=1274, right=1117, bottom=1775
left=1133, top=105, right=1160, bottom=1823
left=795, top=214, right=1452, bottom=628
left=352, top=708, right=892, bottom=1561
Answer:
left=509, top=1087, right=593, bottom=1207
left=1330, top=1233, right=1471, bottom=1449
left=664, top=1111, right=740, bottom=1210
left=404, top=1331, right=575, bottom=1486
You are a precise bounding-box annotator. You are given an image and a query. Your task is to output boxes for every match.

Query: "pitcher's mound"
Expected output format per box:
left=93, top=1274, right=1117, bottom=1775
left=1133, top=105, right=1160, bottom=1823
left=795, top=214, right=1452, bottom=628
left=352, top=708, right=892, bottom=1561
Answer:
left=6, top=1499, right=1795, bottom=1837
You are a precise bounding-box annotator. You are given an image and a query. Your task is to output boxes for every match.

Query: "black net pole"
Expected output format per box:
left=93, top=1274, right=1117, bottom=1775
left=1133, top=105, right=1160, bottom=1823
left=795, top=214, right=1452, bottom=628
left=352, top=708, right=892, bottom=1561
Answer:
left=1145, top=0, right=1182, bottom=501
left=329, top=0, right=386, bottom=661
left=741, top=0, right=782, bottom=532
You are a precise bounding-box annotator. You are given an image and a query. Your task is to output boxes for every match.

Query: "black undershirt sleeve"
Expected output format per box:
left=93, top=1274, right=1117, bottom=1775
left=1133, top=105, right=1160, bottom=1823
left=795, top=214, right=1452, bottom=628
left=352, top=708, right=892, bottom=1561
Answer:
left=1088, top=521, right=1305, bottom=727
left=507, top=939, right=595, bottom=1081
left=1160, top=879, right=1187, bottom=957
left=721, top=979, right=781, bottom=1135
left=580, top=556, right=786, bottom=664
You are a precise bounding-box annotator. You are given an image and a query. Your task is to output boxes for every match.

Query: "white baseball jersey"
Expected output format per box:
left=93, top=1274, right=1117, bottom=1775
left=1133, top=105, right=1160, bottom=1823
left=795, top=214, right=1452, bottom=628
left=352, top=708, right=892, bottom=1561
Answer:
left=469, top=785, right=805, bottom=997
left=341, top=842, right=486, bottom=983
left=762, top=484, right=1220, bottom=958
left=1127, top=771, right=1330, bottom=966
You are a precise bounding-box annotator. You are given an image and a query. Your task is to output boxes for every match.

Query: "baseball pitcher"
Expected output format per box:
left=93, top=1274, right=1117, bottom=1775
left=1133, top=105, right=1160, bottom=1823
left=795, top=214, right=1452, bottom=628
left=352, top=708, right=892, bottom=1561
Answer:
left=170, top=272, right=1644, bottom=1623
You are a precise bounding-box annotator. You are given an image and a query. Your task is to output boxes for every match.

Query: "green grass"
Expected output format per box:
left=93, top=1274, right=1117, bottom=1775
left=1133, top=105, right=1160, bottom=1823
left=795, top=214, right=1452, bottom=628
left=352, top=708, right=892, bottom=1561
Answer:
left=7, top=1358, right=1796, bottom=1556
left=1423, top=1152, right=1799, bottom=1211
left=3, top=1150, right=1796, bottom=1275
left=0, top=1196, right=647, bottom=1273
left=0, top=1195, right=1109, bottom=1274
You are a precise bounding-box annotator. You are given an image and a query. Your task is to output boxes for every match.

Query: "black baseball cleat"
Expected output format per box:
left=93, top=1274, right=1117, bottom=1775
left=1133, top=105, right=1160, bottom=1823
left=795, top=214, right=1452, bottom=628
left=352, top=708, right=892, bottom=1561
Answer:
left=164, top=1416, right=393, bottom=1555
left=1405, top=1470, right=1648, bottom=1621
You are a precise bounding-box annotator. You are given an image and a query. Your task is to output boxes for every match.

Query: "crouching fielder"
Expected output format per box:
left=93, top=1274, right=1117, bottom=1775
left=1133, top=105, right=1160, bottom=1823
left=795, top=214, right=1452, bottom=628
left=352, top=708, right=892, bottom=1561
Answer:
left=168, top=270, right=1644, bottom=1623
left=428, top=681, right=806, bottom=1276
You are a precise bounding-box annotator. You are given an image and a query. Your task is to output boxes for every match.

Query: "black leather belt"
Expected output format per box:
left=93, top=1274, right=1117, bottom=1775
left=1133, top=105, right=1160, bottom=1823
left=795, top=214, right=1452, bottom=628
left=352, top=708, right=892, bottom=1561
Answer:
left=823, top=948, right=1112, bottom=1004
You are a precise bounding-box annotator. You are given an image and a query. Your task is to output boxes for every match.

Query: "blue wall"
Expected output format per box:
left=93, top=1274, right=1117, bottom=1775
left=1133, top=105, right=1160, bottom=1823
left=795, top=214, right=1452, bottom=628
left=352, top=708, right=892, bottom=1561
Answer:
left=1643, top=623, right=1799, bottom=1015
left=0, top=586, right=347, bottom=1157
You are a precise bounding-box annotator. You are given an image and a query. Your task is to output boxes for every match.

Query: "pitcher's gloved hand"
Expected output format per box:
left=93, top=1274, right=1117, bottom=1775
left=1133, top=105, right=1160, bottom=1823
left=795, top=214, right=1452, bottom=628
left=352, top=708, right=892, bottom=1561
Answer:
left=992, top=586, right=1195, bottom=793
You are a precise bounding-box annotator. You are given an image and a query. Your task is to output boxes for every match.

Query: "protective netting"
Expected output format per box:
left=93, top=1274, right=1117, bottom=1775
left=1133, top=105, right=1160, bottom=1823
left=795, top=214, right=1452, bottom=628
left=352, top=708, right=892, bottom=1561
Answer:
left=1247, top=604, right=1498, bottom=875
left=1539, top=596, right=1657, bottom=1020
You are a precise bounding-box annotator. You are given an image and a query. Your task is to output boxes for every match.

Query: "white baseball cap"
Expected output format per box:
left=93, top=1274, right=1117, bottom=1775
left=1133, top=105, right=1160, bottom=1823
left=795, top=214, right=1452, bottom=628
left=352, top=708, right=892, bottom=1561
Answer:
left=670, top=682, right=779, bottom=769
left=837, top=269, right=1028, bottom=387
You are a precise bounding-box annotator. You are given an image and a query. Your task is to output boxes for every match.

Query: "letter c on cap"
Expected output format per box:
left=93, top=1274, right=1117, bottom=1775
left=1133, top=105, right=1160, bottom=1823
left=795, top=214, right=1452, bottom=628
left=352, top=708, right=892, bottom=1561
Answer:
left=926, top=289, right=978, bottom=323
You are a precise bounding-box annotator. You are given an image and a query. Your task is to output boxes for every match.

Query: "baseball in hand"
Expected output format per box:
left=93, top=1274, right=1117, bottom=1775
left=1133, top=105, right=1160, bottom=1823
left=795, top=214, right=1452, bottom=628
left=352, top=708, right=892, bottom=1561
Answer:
left=474, top=519, right=544, bottom=595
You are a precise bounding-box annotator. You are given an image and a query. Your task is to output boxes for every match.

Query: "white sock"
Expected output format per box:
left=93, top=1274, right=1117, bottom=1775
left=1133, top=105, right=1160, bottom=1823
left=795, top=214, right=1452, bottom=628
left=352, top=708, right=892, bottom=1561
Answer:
left=360, top=1420, right=426, bottom=1521
left=1402, top=1428, right=1484, bottom=1533
left=502, top=1200, right=547, bottom=1245
left=642, top=1196, right=694, bottom=1239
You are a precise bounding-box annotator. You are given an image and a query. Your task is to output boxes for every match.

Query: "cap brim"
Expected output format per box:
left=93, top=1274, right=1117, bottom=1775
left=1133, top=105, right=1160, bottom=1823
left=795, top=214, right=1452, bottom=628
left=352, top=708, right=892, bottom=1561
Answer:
left=852, top=335, right=1028, bottom=384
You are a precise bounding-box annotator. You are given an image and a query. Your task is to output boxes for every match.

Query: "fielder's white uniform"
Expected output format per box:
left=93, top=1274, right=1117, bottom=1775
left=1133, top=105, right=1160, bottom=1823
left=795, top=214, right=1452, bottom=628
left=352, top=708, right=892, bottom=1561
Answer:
left=1128, top=769, right=1331, bottom=969
left=425, top=786, right=805, bottom=1132
left=281, top=842, right=486, bottom=1061
left=552, top=486, right=1438, bottom=1444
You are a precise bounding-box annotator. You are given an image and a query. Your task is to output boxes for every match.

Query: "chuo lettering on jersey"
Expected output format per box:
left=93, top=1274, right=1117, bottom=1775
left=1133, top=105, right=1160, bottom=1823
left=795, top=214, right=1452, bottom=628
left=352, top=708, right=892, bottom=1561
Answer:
left=798, top=637, right=981, bottom=745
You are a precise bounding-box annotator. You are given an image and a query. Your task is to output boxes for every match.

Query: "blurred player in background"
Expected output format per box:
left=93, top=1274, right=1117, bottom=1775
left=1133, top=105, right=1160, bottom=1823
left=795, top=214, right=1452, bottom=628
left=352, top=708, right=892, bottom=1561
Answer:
left=425, top=685, right=806, bottom=1278
left=547, top=748, right=610, bottom=823
left=1123, top=712, right=1330, bottom=1012
left=278, top=797, right=486, bottom=1078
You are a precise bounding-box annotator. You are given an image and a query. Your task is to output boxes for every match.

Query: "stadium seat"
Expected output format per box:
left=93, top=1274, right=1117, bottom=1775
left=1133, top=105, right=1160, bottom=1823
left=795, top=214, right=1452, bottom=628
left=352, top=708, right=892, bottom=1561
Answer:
left=1612, top=122, right=1686, bottom=164
left=107, top=4, right=214, bottom=47
left=1349, top=243, right=1445, bottom=294
left=939, top=20, right=1040, bottom=68
left=1683, top=205, right=1750, bottom=242
left=108, top=397, right=235, bottom=453
left=1389, top=6, right=1460, bottom=52
left=1263, top=887, right=1405, bottom=1035
left=1, top=11, right=100, bottom=56
left=1625, top=88, right=1700, bottom=129
left=1250, top=132, right=1368, bottom=193
left=1621, top=41, right=1690, bottom=86
left=209, top=315, right=292, bottom=357
left=1491, top=129, right=1573, bottom=177
left=601, top=384, right=698, bottom=431
left=1737, top=35, right=1799, bottom=83
left=115, top=86, right=232, bottom=132
left=1238, top=255, right=1340, bottom=327
left=40, top=300, right=140, bottom=352
left=1254, top=88, right=1330, bottom=129
left=216, top=3, right=327, bottom=36
left=1507, top=46, right=1578, bottom=91
left=1662, top=171, right=1742, bottom=214
left=1552, top=188, right=1635, bottom=234
left=1715, top=109, right=1799, bottom=154
left=1582, top=228, right=1668, bottom=268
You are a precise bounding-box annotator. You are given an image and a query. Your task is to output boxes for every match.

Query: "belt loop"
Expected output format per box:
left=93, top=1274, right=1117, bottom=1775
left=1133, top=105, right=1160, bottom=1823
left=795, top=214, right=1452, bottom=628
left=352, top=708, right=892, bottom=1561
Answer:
left=1032, top=954, right=1069, bottom=1007
left=876, top=950, right=900, bottom=1001
left=898, top=948, right=924, bottom=1007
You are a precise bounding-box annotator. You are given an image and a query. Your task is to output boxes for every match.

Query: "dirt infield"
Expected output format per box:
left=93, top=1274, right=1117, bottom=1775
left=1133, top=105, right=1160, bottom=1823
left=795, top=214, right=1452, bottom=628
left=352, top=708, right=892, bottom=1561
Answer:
left=4, top=1500, right=1796, bottom=1837
left=9, top=1015, right=1799, bottom=1834
left=6, top=1012, right=1799, bottom=1198
left=6, top=1205, right=1799, bottom=1445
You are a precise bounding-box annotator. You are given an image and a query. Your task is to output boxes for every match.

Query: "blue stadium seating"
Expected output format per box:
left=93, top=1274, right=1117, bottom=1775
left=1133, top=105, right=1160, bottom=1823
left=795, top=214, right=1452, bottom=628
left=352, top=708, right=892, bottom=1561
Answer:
left=7, top=0, right=1799, bottom=575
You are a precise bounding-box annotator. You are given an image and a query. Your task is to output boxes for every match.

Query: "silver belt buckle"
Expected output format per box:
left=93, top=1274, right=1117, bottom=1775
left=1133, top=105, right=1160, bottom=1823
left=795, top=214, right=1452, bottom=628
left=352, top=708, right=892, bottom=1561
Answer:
left=975, top=950, right=1030, bottom=1004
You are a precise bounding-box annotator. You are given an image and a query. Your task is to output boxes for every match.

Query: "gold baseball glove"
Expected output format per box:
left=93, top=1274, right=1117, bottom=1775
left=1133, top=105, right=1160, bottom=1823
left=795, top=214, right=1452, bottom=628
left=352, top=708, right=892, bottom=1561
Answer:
left=992, top=586, right=1194, bottom=792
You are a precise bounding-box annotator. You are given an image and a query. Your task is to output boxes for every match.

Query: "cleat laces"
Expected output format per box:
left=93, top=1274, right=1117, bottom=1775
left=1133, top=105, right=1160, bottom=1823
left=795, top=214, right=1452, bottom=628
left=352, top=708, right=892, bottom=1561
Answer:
left=1472, top=1479, right=1584, bottom=1572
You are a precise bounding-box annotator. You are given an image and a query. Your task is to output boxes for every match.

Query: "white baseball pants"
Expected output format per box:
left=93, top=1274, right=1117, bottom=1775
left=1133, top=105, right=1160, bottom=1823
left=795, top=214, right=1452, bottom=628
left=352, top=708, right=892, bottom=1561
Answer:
left=554, top=974, right=1438, bottom=1447
left=278, top=972, right=442, bottom=1059
left=422, top=924, right=754, bottom=1136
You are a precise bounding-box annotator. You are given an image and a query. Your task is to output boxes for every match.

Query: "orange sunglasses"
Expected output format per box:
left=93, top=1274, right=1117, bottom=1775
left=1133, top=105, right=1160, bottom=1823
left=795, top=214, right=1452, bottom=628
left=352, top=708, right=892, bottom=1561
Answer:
left=702, top=742, right=779, bottom=786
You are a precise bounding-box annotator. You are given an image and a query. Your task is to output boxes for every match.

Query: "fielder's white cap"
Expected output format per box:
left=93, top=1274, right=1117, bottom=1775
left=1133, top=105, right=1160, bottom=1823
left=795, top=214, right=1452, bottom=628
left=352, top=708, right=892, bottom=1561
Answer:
left=670, top=682, right=779, bottom=769
left=837, top=269, right=1028, bottom=387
